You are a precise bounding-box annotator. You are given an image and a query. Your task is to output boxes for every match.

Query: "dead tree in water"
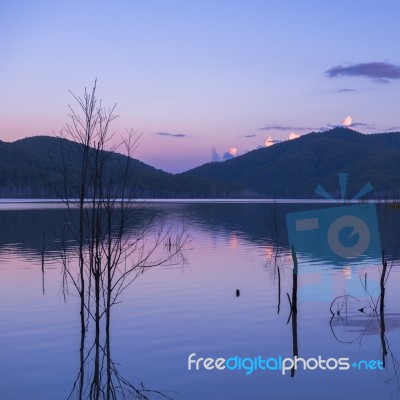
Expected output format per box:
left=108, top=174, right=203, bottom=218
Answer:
left=265, top=201, right=286, bottom=314
left=286, top=245, right=298, bottom=378
left=57, top=81, right=187, bottom=399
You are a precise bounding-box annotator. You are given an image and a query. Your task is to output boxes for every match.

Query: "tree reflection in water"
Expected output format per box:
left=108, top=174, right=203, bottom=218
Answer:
left=328, top=251, right=399, bottom=397
left=67, top=320, right=174, bottom=400
left=54, top=83, right=187, bottom=399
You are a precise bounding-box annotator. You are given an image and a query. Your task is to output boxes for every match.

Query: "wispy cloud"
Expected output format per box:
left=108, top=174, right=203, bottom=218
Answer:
left=351, top=122, right=374, bottom=128
left=259, top=125, right=313, bottom=131
left=259, top=118, right=380, bottom=138
left=325, top=62, right=400, bottom=83
left=211, top=148, right=220, bottom=162
left=154, top=132, right=188, bottom=138
left=336, top=88, right=356, bottom=93
left=242, top=134, right=257, bottom=138
left=326, top=116, right=375, bottom=131
left=385, top=126, right=400, bottom=132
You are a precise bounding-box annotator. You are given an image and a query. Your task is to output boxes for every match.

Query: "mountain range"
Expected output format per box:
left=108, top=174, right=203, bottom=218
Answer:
left=1, top=128, right=400, bottom=199
left=0, top=136, right=241, bottom=198
left=183, top=127, right=400, bottom=199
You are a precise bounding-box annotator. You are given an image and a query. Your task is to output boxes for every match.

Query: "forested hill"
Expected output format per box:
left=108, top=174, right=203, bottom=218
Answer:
left=181, top=128, right=400, bottom=199
left=0, top=136, right=243, bottom=198
left=2, top=129, right=400, bottom=199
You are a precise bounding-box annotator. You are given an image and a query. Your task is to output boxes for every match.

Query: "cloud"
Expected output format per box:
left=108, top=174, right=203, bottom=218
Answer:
left=325, top=116, right=374, bottom=131
left=259, top=125, right=313, bottom=131
left=325, top=62, right=400, bottom=83
left=336, top=88, right=356, bottom=93
left=211, top=148, right=220, bottom=162
left=386, top=126, right=400, bottom=132
left=211, top=147, right=239, bottom=161
left=259, top=119, right=377, bottom=139
left=154, top=132, right=187, bottom=138
left=264, top=136, right=273, bottom=147
left=342, top=115, right=353, bottom=127
left=223, top=147, right=238, bottom=160
left=242, top=134, right=257, bottom=138
left=264, top=136, right=281, bottom=147
left=229, top=147, right=238, bottom=156
left=351, top=122, right=374, bottom=128
left=263, top=132, right=300, bottom=145
left=222, top=153, right=234, bottom=160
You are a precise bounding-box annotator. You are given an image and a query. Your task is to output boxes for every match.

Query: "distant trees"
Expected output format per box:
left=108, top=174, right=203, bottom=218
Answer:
left=0, top=135, right=244, bottom=199
left=57, top=81, right=187, bottom=399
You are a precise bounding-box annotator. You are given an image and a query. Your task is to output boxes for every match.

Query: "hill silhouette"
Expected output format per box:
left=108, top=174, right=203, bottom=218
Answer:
left=2, top=129, right=400, bottom=199
left=0, top=136, right=242, bottom=198
left=181, top=128, right=400, bottom=199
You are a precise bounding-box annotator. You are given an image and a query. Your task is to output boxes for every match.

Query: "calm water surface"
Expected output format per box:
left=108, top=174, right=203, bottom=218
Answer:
left=0, top=202, right=399, bottom=400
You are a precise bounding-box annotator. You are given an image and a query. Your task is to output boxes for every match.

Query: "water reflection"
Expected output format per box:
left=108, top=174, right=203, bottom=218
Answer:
left=328, top=253, right=400, bottom=396
left=1, top=202, right=400, bottom=263
left=287, top=247, right=299, bottom=378
left=67, top=317, right=174, bottom=400
left=0, top=202, right=399, bottom=399
left=58, top=201, right=186, bottom=400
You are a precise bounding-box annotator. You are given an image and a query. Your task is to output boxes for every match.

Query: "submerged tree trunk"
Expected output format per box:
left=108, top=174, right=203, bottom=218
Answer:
left=58, top=81, right=187, bottom=399
left=380, top=250, right=388, bottom=367
left=289, top=246, right=298, bottom=378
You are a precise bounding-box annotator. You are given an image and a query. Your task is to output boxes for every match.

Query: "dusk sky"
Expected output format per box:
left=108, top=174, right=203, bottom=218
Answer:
left=1, top=1, right=400, bottom=172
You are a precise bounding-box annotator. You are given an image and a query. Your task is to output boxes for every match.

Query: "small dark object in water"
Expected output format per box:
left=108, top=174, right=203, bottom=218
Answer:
left=236, top=289, right=240, bottom=297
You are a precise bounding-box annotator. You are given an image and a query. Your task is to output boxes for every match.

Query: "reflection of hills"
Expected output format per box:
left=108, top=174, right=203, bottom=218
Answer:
left=0, top=205, right=168, bottom=261
left=174, top=203, right=400, bottom=260
left=0, top=208, right=68, bottom=262
left=1, top=202, right=400, bottom=261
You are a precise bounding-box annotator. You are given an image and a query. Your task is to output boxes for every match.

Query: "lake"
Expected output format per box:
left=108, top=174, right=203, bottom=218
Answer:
left=0, top=201, right=399, bottom=400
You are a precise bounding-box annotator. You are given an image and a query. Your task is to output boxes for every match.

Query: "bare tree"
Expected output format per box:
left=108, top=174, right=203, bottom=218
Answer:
left=56, top=81, right=187, bottom=399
